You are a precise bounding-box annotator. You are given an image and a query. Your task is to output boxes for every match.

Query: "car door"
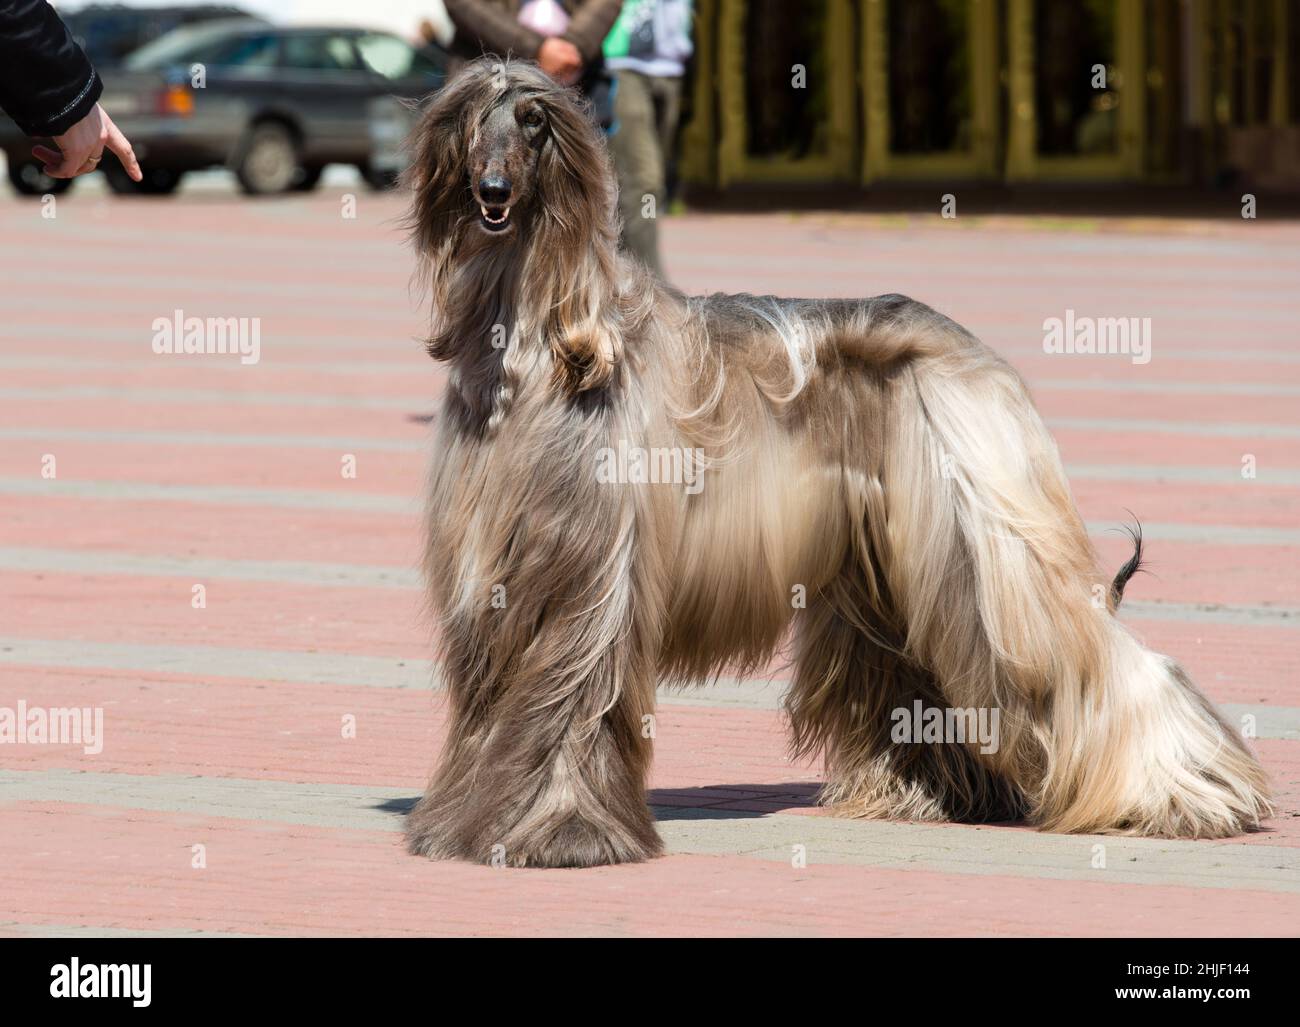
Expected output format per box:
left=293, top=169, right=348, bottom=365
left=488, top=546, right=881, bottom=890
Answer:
left=105, top=27, right=283, bottom=167
left=275, top=32, right=377, bottom=165
left=352, top=34, right=448, bottom=177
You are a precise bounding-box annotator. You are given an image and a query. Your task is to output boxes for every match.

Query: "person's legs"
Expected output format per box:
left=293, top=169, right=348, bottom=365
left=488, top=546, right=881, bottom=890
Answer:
left=610, top=70, right=666, bottom=276
left=651, top=73, right=682, bottom=210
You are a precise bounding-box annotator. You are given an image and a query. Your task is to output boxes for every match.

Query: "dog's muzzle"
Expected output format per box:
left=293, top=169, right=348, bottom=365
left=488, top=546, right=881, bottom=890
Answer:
left=477, top=175, right=513, bottom=232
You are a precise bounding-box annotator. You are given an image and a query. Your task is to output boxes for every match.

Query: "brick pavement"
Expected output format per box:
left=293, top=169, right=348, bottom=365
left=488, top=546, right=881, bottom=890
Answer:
left=0, top=185, right=1297, bottom=936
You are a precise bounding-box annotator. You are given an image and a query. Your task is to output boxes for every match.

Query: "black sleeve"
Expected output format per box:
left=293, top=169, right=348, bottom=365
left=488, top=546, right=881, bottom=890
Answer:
left=0, top=0, right=103, bottom=137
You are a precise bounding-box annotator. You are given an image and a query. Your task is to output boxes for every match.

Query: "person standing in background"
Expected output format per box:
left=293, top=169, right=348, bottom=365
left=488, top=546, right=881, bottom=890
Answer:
left=443, top=0, right=623, bottom=88
left=604, top=0, right=692, bottom=278
left=0, top=0, right=141, bottom=181
left=417, top=4, right=457, bottom=52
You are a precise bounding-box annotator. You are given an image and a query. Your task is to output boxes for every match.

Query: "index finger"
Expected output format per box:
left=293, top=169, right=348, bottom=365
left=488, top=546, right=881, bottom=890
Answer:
left=104, top=118, right=143, bottom=182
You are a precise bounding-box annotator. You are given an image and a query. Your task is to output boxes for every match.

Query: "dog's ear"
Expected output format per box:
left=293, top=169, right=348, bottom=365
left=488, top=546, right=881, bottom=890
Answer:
left=403, top=67, right=491, bottom=255
left=529, top=88, right=623, bottom=392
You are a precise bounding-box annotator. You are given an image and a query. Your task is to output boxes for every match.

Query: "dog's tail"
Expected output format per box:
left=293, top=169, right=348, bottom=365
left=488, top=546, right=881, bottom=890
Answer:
left=874, top=309, right=1270, bottom=837
left=1107, top=519, right=1144, bottom=613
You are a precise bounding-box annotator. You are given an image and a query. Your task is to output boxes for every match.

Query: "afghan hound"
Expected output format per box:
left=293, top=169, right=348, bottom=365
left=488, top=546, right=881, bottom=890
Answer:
left=402, top=58, right=1271, bottom=868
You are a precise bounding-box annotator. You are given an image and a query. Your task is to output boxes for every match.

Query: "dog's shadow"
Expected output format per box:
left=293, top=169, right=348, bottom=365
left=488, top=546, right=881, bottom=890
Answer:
left=648, top=783, right=821, bottom=821
left=376, top=796, right=419, bottom=818
left=375, top=782, right=822, bottom=825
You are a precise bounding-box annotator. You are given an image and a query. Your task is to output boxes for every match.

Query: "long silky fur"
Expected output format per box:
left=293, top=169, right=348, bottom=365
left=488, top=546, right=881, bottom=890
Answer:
left=404, top=59, right=1272, bottom=868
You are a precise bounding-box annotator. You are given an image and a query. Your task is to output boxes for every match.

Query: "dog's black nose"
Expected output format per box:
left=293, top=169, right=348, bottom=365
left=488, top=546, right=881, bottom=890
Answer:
left=478, top=177, right=512, bottom=204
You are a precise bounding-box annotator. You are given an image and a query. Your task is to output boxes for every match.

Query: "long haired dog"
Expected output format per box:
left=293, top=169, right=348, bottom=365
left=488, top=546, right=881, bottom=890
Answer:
left=403, top=59, right=1271, bottom=868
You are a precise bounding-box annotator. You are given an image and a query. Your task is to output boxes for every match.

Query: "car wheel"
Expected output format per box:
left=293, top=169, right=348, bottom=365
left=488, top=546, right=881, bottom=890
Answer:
left=103, top=158, right=184, bottom=196
left=7, top=158, right=73, bottom=197
left=292, top=164, right=324, bottom=192
left=359, top=163, right=400, bottom=191
left=235, top=123, right=299, bottom=195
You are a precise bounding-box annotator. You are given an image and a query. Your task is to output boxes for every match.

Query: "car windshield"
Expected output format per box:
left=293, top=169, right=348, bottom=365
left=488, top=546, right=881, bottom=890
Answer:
left=124, top=20, right=263, bottom=70
left=69, top=8, right=260, bottom=67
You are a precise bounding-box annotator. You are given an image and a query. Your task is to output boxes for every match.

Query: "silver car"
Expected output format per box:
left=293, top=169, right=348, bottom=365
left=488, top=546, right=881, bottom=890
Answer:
left=39, top=19, right=445, bottom=195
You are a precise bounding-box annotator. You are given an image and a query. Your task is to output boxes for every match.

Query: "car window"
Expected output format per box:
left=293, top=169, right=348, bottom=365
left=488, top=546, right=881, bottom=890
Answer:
left=71, top=10, right=267, bottom=66
left=281, top=35, right=363, bottom=72
left=123, top=19, right=261, bottom=70
left=207, top=33, right=279, bottom=68
left=355, top=34, right=438, bottom=80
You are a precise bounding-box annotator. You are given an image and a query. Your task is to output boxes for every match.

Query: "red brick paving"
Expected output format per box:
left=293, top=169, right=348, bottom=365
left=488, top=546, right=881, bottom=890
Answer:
left=0, top=397, right=435, bottom=437
left=3, top=805, right=1297, bottom=938
left=0, top=497, right=423, bottom=565
left=1, top=192, right=1298, bottom=936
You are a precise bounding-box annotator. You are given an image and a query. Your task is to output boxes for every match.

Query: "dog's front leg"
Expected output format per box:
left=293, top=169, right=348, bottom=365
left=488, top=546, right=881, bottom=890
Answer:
left=408, top=468, right=665, bottom=868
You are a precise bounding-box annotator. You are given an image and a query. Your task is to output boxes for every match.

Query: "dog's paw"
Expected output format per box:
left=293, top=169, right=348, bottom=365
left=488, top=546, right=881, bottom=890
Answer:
left=510, top=814, right=664, bottom=869
left=405, top=819, right=467, bottom=862
left=406, top=807, right=663, bottom=868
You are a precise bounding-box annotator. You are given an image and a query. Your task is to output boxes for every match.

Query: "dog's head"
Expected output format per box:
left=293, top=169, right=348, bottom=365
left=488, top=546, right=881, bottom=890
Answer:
left=406, top=58, right=612, bottom=247
left=405, top=58, right=622, bottom=391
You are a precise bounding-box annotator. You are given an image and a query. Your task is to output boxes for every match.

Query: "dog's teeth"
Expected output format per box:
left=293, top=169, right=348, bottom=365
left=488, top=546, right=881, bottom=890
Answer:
left=480, top=204, right=489, bottom=217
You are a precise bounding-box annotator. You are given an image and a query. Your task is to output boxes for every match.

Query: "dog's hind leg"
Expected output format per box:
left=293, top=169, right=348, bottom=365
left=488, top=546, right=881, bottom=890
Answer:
left=873, top=312, right=1272, bottom=837
left=787, top=550, right=1025, bottom=825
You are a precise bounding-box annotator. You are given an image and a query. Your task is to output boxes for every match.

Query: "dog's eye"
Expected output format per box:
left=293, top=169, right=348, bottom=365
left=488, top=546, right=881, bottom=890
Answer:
left=522, top=109, right=544, bottom=129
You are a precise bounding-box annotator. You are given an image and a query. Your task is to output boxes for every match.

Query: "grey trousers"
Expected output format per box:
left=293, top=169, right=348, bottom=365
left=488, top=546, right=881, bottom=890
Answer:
left=609, top=69, right=682, bottom=278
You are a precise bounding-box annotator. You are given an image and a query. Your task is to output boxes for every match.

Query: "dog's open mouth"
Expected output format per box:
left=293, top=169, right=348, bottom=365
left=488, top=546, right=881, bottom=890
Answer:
left=479, top=204, right=511, bottom=232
